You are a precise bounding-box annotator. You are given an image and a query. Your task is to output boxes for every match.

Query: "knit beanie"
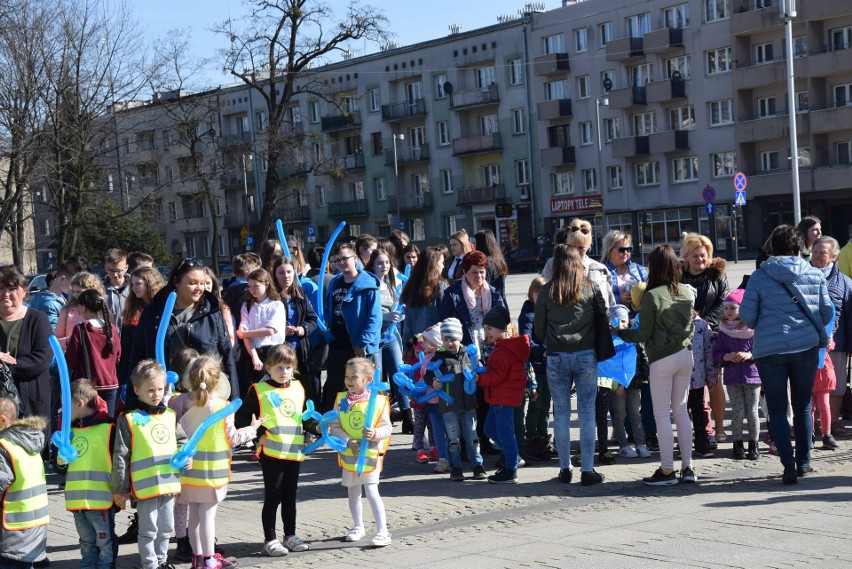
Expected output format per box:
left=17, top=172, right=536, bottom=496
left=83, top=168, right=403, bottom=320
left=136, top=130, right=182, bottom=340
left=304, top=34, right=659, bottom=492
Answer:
left=482, top=306, right=511, bottom=331
left=724, top=288, right=745, bottom=306
left=422, top=324, right=442, bottom=346
left=440, top=318, right=464, bottom=341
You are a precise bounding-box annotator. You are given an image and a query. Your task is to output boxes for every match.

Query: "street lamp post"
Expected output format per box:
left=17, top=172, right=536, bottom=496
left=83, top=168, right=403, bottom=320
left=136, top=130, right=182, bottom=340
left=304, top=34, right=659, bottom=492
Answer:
left=595, top=97, right=609, bottom=193
left=392, top=133, right=405, bottom=231
left=781, top=0, right=801, bottom=224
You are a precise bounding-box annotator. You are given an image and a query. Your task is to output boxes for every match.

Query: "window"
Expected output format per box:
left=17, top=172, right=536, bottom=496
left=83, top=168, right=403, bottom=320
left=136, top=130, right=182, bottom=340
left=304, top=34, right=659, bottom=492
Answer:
left=754, top=43, right=774, bottom=64
left=607, top=165, right=623, bottom=190
left=40, top=218, right=50, bottom=236
left=580, top=121, right=594, bottom=145
left=201, top=236, right=210, bottom=258
left=441, top=169, right=454, bottom=193
left=509, top=58, right=523, bottom=85
left=479, top=114, right=498, bottom=135
left=602, top=70, right=616, bottom=92
left=709, top=99, right=734, bottom=125
left=837, top=141, right=852, bottom=165
left=368, top=88, right=380, bottom=112
left=168, top=202, right=177, bottom=221
left=516, top=159, right=530, bottom=185
left=603, top=117, right=620, bottom=142
left=435, top=74, right=447, bottom=99
left=711, top=152, right=736, bottom=177
left=577, top=75, right=590, bottom=99
left=831, top=26, right=852, bottom=51
left=445, top=215, right=457, bottom=237
left=543, top=33, right=565, bottom=55
left=350, top=181, right=365, bottom=200
left=758, top=96, right=777, bottom=118
left=437, top=121, right=450, bottom=145
left=548, top=124, right=571, bottom=147
left=412, top=173, right=430, bottom=196
left=545, top=79, right=568, bottom=100
left=760, top=150, right=780, bottom=171
left=796, top=91, right=809, bottom=113
left=409, top=218, right=425, bottom=242
left=705, top=0, right=730, bottom=22
left=633, top=112, right=657, bottom=135
left=482, top=164, right=501, bottom=186
left=239, top=116, right=250, bottom=133
left=663, top=4, right=689, bottom=29
left=309, top=101, right=320, bottom=123
left=409, top=125, right=426, bottom=148
left=794, top=36, right=807, bottom=58
left=575, top=28, right=588, bottom=52
left=316, top=185, right=326, bottom=207
left=186, top=238, right=196, bottom=258
left=635, top=161, right=660, bottom=186
left=341, top=94, right=359, bottom=114
left=477, top=66, right=496, bottom=88
left=599, top=22, right=613, bottom=47
left=552, top=172, right=574, bottom=195
left=512, top=108, right=526, bottom=134
left=795, top=146, right=811, bottom=168
left=217, top=235, right=226, bottom=257
left=375, top=177, right=386, bottom=201
left=627, top=13, right=651, bottom=37
left=666, top=55, right=691, bottom=80
left=312, top=142, right=323, bottom=163
left=371, top=132, right=383, bottom=155
left=706, top=47, right=731, bottom=75
left=582, top=169, right=598, bottom=193
left=835, top=84, right=852, bottom=107
left=669, top=105, right=695, bottom=130
left=631, top=63, right=653, bottom=86
left=349, top=224, right=361, bottom=238
left=255, top=111, right=267, bottom=132
left=672, top=156, right=699, bottom=182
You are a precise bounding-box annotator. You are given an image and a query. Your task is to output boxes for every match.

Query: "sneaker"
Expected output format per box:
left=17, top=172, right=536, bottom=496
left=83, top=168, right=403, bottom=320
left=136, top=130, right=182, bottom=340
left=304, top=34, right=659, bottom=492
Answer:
left=487, top=468, right=518, bottom=484
left=636, top=444, right=652, bottom=458
left=822, top=434, right=839, bottom=450
left=643, top=468, right=679, bottom=486
left=796, top=465, right=815, bottom=477
left=471, top=464, right=487, bottom=480
left=680, top=467, right=697, bottom=483
left=517, top=457, right=527, bottom=468
left=433, top=458, right=450, bottom=473
left=782, top=464, right=798, bottom=485
left=598, top=451, right=616, bottom=465
left=715, top=431, right=727, bottom=443
left=282, top=535, right=309, bottom=552
left=213, top=553, right=238, bottom=569
left=116, top=512, right=138, bottom=545
left=345, top=526, right=366, bottom=542
left=646, top=434, right=660, bottom=452
left=693, top=446, right=715, bottom=458
left=157, top=563, right=177, bottom=569
left=707, top=436, right=718, bottom=449
left=262, top=539, right=289, bottom=557
left=428, top=447, right=439, bottom=461
left=175, top=536, right=193, bottom=562
left=580, top=469, right=605, bottom=486
left=768, top=444, right=779, bottom=456
left=371, top=532, right=392, bottom=547
left=618, top=445, right=638, bottom=459
left=558, top=468, right=573, bottom=483
left=416, top=449, right=429, bottom=463
left=450, top=467, right=465, bottom=481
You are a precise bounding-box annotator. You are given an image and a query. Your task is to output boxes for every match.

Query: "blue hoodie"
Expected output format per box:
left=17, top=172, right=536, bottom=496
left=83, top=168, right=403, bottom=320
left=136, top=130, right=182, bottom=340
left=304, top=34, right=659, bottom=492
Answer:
left=322, top=270, right=382, bottom=355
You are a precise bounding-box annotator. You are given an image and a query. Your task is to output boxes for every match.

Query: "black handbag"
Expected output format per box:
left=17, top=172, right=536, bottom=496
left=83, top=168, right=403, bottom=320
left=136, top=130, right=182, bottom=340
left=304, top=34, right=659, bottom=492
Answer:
left=593, top=299, right=616, bottom=362
left=0, top=361, right=23, bottom=416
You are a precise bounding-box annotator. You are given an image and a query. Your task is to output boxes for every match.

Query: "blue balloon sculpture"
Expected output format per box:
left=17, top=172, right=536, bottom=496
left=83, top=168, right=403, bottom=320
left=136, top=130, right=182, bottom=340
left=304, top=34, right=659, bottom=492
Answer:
left=316, top=221, right=347, bottom=337
left=356, top=366, right=389, bottom=475
left=170, top=399, right=243, bottom=470
left=155, top=291, right=180, bottom=386
left=463, top=344, right=486, bottom=395
left=421, top=360, right=455, bottom=404
left=49, top=335, right=78, bottom=464
left=302, top=400, right=346, bottom=454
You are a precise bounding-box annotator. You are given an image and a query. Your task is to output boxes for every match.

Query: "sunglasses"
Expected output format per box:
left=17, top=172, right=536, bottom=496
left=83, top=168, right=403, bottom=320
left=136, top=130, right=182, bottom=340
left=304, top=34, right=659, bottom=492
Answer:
left=175, top=257, right=204, bottom=275
left=617, top=247, right=633, bottom=254
left=569, top=226, right=590, bottom=235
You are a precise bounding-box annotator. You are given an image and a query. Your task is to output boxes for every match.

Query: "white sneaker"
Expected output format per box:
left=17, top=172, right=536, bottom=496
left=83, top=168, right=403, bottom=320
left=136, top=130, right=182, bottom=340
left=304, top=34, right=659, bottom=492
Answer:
left=283, top=534, right=309, bottom=552
left=262, top=538, right=289, bottom=557
left=345, top=526, right=366, bottom=542
left=618, top=445, right=638, bottom=459
left=371, top=532, right=392, bottom=547
left=636, top=444, right=652, bottom=458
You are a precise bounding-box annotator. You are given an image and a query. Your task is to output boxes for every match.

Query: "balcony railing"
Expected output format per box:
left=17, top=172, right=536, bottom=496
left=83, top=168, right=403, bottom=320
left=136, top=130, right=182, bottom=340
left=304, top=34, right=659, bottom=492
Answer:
left=328, top=198, right=368, bottom=217
left=456, top=184, right=505, bottom=205
left=384, top=144, right=430, bottom=166
left=534, top=52, right=570, bottom=75
left=328, top=154, right=365, bottom=171
left=219, top=133, right=252, bottom=148
left=541, top=145, right=576, bottom=168
left=388, top=192, right=433, bottom=213
left=321, top=111, right=362, bottom=132
left=611, top=135, right=650, bottom=158
left=274, top=206, right=311, bottom=222
left=452, top=132, right=501, bottom=156
left=381, top=99, right=427, bottom=121
left=450, top=84, right=500, bottom=109
left=537, top=98, right=573, bottom=120
left=606, top=36, right=644, bottom=61
left=643, top=27, right=684, bottom=53
left=608, top=85, right=647, bottom=108
left=219, top=172, right=254, bottom=189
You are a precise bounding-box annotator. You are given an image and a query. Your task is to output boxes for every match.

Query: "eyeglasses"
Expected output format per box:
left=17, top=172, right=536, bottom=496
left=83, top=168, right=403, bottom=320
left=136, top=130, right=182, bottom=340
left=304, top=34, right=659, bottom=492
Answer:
left=569, top=226, right=590, bottom=235
left=175, top=257, right=204, bottom=274
left=617, top=247, right=633, bottom=254
left=332, top=256, right=354, bottom=265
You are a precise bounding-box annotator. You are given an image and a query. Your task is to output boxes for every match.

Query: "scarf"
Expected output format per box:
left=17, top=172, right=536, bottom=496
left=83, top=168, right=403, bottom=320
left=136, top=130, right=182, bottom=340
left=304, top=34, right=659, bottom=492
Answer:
left=718, top=318, right=754, bottom=339
left=461, top=278, right=492, bottom=314
left=345, top=391, right=370, bottom=408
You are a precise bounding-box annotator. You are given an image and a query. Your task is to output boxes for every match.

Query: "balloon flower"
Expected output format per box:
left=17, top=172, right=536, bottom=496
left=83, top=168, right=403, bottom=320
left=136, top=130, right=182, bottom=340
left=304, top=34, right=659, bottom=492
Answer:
left=463, top=344, right=486, bottom=395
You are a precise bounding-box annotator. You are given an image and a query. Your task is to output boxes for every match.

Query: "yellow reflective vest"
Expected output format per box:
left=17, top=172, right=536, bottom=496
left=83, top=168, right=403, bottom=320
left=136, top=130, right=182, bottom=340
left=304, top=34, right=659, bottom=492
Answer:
left=255, top=381, right=305, bottom=462
left=180, top=400, right=231, bottom=488
left=0, top=439, right=49, bottom=530
left=65, top=423, right=114, bottom=511
left=335, top=392, right=390, bottom=474
left=126, top=409, right=181, bottom=499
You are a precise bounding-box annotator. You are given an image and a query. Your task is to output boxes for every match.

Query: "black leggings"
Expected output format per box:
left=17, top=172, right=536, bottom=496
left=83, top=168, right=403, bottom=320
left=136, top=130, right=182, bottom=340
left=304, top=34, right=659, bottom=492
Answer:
left=596, top=387, right=611, bottom=454
left=260, top=455, right=301, bottom=540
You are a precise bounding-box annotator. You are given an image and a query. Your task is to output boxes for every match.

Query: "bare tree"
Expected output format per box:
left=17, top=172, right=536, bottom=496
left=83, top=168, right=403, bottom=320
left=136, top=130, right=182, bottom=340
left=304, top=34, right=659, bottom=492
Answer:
left=215, top=0, right=389, bottom=249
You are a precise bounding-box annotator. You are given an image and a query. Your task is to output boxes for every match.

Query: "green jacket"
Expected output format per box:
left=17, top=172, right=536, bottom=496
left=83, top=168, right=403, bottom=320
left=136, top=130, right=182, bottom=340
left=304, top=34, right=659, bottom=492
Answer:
left=534, top=281, right=606, bottom=354
left=618, top=283, right=694, bottom=363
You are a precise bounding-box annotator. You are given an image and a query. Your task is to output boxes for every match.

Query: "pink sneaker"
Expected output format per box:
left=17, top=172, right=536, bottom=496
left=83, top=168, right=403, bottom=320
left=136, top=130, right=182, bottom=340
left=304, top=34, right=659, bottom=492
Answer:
left=768, top=444, right=779, bottom=456
left=213, top=553, right=238, bottom=569
left=416, top=449, right=429, bottom=463
left=428, top=448, right=439, bottom=461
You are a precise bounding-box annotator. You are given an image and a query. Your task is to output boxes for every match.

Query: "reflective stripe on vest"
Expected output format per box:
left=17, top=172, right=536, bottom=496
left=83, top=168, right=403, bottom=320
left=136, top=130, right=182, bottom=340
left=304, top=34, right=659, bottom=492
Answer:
left=0, top=439, right=49, bottom=530
left=66, top=423, right=114, bottom=511
left=255, top=381, right=305, bottom=462
left=127, top=410, right=181, bottom=499
left=336, top=393, right=390, bottom=474
left=181, top=400, right=232, bottom=488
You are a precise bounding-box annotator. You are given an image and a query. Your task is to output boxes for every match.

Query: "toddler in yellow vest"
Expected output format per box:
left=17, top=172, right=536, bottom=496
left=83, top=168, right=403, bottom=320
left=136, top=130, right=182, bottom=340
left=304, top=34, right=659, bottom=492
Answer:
left=0, top=396, right=48, bottom=568
left=329, top=357, right=392, bottom=548
left=112, top=361, right=188, bottom=569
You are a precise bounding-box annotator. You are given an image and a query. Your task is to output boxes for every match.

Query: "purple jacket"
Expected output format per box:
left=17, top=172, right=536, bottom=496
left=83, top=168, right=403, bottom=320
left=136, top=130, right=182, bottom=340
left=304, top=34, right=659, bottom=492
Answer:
left=713, top=326, right=761, bottom=386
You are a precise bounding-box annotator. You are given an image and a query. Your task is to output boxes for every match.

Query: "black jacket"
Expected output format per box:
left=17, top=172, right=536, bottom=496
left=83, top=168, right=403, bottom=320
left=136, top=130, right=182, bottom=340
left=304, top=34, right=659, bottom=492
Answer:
left=425, top=349, right=477, bottom=414
left=681, top=257, right=730, bottom=331
left=281, top=294, right=319, bottom=380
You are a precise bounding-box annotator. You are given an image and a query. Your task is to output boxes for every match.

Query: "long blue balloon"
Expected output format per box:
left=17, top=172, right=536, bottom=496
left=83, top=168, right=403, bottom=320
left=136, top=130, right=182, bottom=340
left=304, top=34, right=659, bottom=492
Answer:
left=384, top=264, right=411, bottom=343
left=303, top=410, right=346, bottom=454
left=275, top=219, right=293, bottom=260
left=356, top=366, right=389, bottom=475
left=170, top=399, right=243, bottom=470
left=155, top=292, right=179, bottom=386
left=49, top=335, right=78, bottom=464
left=316, top=221, right=347, bottom=336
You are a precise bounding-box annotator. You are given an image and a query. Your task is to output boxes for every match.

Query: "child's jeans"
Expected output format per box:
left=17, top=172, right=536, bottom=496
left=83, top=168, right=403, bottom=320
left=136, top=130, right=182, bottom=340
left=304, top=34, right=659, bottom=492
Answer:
left=484, top=405, right=518, bottom=470
left=442, top=410, right=483, bottom=469
left=74, top=509, right=116, bottom=569
left=137, top=494, right=175, bottom=569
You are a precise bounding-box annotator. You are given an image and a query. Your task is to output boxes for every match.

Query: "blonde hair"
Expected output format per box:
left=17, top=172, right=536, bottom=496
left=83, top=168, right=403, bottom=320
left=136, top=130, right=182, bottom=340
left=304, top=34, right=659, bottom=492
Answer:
left=680, top=232, right=713, bottom=261
left=527, top=276, right=547, bottom=302
left=130, top=360, right=167, bottom=389
left=345, top=357, right=375, bottom=383
left=186, top=355, right=222, bottom=407
left=0, top=397, right=18, bottom=423
left=449, top=230, right=473, bottom=255
left=265, top=344, right=298, bottom=371
left=68, top=271, right=106, bottom=308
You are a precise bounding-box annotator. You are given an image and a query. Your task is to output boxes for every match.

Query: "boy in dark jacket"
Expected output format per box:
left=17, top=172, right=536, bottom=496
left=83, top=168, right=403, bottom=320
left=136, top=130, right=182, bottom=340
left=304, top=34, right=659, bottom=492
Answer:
left=428, top=318, right=485, bottom=482
left=475, top=307, right=531, bottom=484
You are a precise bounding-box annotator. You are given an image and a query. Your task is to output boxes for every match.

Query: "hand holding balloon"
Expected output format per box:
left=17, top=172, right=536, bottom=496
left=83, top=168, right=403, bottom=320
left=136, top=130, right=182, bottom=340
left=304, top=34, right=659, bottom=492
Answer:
left=171, top=399, right=243, bottom=470
left=49, top=336, right=78, bottom=464
left=303, top=410, right=346, bottom=454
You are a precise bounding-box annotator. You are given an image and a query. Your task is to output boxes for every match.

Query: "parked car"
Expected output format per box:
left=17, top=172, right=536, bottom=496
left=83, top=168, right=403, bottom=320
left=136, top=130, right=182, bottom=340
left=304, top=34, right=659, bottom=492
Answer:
left=27, top=274, right=48, bottom=296
left=505, top=246, right=547, bottom=274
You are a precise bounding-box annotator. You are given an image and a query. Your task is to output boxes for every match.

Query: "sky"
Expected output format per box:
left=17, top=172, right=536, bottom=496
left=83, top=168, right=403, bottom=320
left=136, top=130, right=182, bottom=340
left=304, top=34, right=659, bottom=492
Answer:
left=137, top=0, right=552, bottom=87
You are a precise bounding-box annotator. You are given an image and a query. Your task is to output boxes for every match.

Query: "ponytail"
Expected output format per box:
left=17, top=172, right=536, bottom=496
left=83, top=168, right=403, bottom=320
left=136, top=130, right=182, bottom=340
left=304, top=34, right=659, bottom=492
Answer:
left=186, top=355, right=223, bottom=407
left=77, top=289, right=115, bottom=355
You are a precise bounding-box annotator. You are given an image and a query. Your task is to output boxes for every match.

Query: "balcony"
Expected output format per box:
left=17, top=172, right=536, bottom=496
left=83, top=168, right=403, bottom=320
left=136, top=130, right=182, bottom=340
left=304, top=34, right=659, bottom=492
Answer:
left=180, top=217, right=210, bottom=234
left=452, top=132, right=501, bottom=156
left=223, top=214, right=251, bottom=229
left=381, top=99, right=427, bottom=122
left=388, top=192, right=433, bottom=213
left=219, top=172, right=254, bottom=190
left=810, top=105, right=852, bottom=134
left=456, top=184, right=505, bottom=205
left=733, top=60, right=786, bottom=90
left=321, top=111, right=361, bottom=132
left=800, top=0, right=852, bottom=20
left=608, top=86, right=647, bottom=109
left=281, top=121, right=305, bottom=136
left=734, top=113, right=807, bottom=143
left=328, top=198, right=368, bottom=217
left=219, top=133, right=252, bottom=149
left=275, top=206, right=311, bottom=222
left=649, top=129, right=690, bottom=154
left=277, top=162, right=310, bottom=179
left=813, top=163, right=852, bottom=192
left=611, top=135, right=650, bottom=159
left=805, top=48, right=851, bottom=78
left=327, top=153, right=365, bottom=171
left=731, top=4, right=781, bottom=35
left=384, top=144, right=429, bottom=166
left=605, top=36, right=644, bottom=61
left=450, top=84, right=500, bottom=109
left=537, top=99, right=573, bottom=121
left=643, top=27, right=684, bottom=53
left=645, top=78, right=686, bottom=103
left=541, top=145, right=576, bottom=168
left=534, top=52, right=570, bottom=75
left=745, top=169, right=813, bottom=198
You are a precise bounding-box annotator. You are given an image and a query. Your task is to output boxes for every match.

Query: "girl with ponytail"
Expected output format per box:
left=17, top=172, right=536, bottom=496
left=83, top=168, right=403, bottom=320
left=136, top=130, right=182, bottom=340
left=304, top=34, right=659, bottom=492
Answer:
left=65, top=289, right=121, bottom=416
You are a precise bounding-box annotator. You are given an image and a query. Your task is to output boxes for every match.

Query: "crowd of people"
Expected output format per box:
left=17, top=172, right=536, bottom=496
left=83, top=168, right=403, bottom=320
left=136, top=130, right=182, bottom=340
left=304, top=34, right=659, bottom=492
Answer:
left=0, top=218, right=850, bottom=568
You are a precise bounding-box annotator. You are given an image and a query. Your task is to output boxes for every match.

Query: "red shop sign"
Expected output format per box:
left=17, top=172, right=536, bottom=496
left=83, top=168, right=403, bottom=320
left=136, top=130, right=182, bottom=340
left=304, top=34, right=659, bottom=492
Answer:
left=550, top=196, right=603, bottom=215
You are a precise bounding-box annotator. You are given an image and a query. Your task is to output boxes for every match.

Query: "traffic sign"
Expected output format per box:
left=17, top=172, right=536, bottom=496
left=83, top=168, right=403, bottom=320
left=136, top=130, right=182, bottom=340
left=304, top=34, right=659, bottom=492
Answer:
left=734, top=172, right=748, bottom=192
left=735, top=191, right=747, bottom=206
left=702, top=185, right=716, bottom=203
left=306, top=226, right=316, bottom=243
left=245, top=235, right=254, bottom=249
left=705, top=202, right=715, bottom=214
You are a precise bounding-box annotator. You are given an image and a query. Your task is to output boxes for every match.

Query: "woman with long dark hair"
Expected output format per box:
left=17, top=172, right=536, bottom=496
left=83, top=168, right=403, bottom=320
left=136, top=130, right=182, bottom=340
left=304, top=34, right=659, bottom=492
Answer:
left=399, top=246, right=449, bottom=347
left=474, top=229, right=508, bottom=297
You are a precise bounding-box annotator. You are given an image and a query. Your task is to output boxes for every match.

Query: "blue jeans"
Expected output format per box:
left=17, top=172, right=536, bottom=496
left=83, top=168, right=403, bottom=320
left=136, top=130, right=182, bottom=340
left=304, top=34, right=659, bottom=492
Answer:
left=548, top=350, right=598, bottom=472
left=99, top=389, right=118, bottom=418
left=442, top=410, right=482, bottom=469
left=381, top=336, right=410, bottom=410
left=484, top=405, right=518, bottom=470
left=74, top=509, right=116, bottom=569
left=424, top=403, right=448, bottom=458
left=755, top=347, right=819, bottom=469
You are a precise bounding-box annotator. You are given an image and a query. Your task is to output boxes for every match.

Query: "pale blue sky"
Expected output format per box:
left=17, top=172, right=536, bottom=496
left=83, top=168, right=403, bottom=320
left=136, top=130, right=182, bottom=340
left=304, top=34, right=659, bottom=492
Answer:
left=137, top=0, right=550, bottom=87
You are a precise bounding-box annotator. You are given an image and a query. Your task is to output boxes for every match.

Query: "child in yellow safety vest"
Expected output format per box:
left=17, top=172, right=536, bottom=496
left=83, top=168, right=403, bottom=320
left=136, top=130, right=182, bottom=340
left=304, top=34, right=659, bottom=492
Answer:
left=112, top=360, right=189, bottom=569
left=0, top=396, right=48, bottom=567
left=328, top=357, right=393, bottom=548
left=176, top=354, right=263, bottom=569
